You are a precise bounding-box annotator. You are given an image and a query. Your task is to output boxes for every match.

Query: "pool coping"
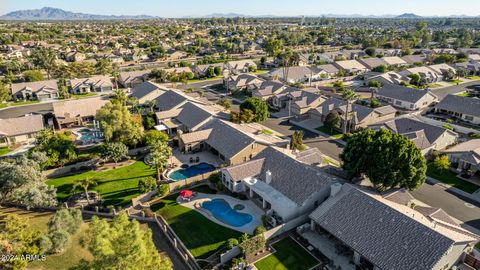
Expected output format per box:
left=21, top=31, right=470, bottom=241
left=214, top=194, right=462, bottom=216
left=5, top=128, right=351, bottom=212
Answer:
left=177, top=193, right=264, bottom=235
left=168, top=162, right=216, bottom=181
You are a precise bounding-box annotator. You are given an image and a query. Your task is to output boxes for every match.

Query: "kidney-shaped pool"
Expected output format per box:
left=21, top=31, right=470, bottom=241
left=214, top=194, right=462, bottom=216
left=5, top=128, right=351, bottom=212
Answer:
left=202, top=198, right=253, bottom=227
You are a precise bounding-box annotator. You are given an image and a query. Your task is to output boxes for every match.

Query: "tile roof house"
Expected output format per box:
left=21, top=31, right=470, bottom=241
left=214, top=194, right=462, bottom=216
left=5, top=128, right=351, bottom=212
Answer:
left=454, top=61, right=480, bottom=76
left=365, top=71, right=405, bottom=86
left=358, top=57, right=388, bottom=70
left=0, top=115, right=45, bottom=147
left=69, top=76, right=113, bottom=94
left=288, top=90, right=325, bottom=116
left=129, top=81, right=166, bottom=104
left=225, top=74, right=264, bottom=91
left=154, top=89, right=189, bottom=112
left=118, top=70, right=150, bottom=88
left=399, top=66, right=442, bottom=83
left=251, top=80, right=286, bottom=100
left=333, top=60, right=369, bottom=74
left=434, top=95, right=480, bottom=125
left=443, top=139, right=480, bottom=175
left=401, top=54, right=428, bottom=65
left=53, top=96, right=109, bottom=128
left=372, top=117, right=458, bottom=155
left=10, top=80, right=59, bottom=101
left=221, top=146, right=340, bottom=222
left=155, top=101, right=213, bottom=134
left=225, top=60, right=257, bottom=74
left=309, top=98, right=397, bottom=131
left=376, top=84, right=438, bottom=110
left=382, top=56, right=408, bottom=66
left=178, top=119, right=287, bottom=166
left=428, top=63, right=457, bottom=77
left=308, top=183, right=478, bottom=270
left=316, top=64, right=340, bottom=77
left=266, top=66, right=322, bottom=84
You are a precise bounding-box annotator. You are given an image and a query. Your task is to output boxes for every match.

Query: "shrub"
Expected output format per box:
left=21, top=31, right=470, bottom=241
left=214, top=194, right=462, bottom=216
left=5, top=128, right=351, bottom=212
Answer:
left=48, top=208, right=82, bottom=235
left=208, top=172, right=221, bottom=184
left=138, top=177, right=157, bottom=193
left=49, top=229, right=71, bottom=253
left=158, top=184, right=169, bottom=197
left=239, top=234, right=266, bottom=257
left=239, top=233, right=249, bottom=243
left=434, top=155, right=451, bottom=171
left=254, top=226, right=266, bottom=235
left=226, top=238, right=239, bottom=249
left=442, top=123, right=453, bottom=130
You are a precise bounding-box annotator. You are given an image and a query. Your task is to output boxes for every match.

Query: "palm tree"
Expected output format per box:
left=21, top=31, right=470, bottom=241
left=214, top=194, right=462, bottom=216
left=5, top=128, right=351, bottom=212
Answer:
left=149, top=141, right=172, bottom=181
left=112, top=65, right=120, bottom=91
left=72, top=177, right=97, bottom=205
left=145, top=99, right=157, bottom=113
left=341, top=88, right=359, bottom=134
left=112, top=89, right=127, bottom=106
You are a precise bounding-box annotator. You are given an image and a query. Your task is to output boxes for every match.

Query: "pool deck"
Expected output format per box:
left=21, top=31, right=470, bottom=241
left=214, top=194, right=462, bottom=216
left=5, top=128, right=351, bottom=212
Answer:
left=177, top=193, right=264, bottom=234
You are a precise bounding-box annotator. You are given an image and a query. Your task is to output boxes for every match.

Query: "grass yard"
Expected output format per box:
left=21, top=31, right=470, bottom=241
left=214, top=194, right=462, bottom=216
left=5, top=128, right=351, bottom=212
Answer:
left=150, top=193, right=241, bottom=259
left=427, top=83, right=443, bottom=89
left=0, top=146, right=12, bottom=156
left=0, top=208, right=92, bottom=270
left=457, top=92, right=475, bottom=97
left=315, top=126, right=343, bottom=139
left=0, top=103, right=8, bottom=109
left=467, top=76, right=480, bottom=80
left=448, top=79, right=463, bottom=84
left=254, top=237, right=319, bottom=270
left=71, top=92, right=97, bottom=99
left=261, top=129, right=273, bottom=135
left=250, top=69, right=269, bottom=75
left=427, top=164, right=480, bottom=194
left=47, top=161, right=155, bottom=207
left=12, top=100, right=40, bottom=106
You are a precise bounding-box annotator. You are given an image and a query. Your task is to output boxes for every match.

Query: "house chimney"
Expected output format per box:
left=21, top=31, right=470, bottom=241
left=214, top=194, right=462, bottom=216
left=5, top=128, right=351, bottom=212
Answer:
left=330, top=183, right=342, bottom=197
left=265, top=170, right=272, bottom=184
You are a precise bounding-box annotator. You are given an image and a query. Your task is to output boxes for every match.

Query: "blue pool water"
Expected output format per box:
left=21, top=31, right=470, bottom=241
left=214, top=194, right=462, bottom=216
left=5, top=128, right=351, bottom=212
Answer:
left=169, top=162, right=215, bottom=181
left=202, top=198, right=253, bottom=227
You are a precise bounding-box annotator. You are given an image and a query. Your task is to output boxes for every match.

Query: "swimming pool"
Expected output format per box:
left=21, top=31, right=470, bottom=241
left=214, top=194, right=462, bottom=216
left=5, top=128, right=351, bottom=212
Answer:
left=169, top=162, right=215, bottom=181
left=202, top=198, right=253, bottom=227
left=77, top=128, right=101, bottom=141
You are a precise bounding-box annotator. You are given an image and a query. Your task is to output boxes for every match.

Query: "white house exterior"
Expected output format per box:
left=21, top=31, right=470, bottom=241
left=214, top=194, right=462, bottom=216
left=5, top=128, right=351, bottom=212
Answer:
left=376, top=84, right=438, bottom=110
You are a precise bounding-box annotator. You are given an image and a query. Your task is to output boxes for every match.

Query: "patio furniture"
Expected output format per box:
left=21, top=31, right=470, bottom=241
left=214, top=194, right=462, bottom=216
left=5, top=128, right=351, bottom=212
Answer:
left=189, top=157, right=194, bottom=163
left=196, top=156, right=200, bottom=163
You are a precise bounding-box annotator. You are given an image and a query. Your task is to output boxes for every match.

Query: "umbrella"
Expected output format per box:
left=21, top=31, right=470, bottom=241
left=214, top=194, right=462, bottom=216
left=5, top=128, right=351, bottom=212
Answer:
left=179, top=190, right=193, bottom=198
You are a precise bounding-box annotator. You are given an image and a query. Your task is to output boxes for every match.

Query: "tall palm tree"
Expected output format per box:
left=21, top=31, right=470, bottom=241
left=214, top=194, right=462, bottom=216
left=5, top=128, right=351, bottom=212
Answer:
left=149, top=140, right=172, bottom=181
left=72, top=177, right=97, bottom=205
left=112, top=65, right=120, bottom=91
left=341, top=88, right=359, bottom=134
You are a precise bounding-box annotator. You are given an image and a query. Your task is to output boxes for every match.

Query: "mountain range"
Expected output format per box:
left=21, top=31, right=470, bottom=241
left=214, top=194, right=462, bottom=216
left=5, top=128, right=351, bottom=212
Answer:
left=0, top=7, right=477, bottom=20
left=0, top=7, right=157, bottom=20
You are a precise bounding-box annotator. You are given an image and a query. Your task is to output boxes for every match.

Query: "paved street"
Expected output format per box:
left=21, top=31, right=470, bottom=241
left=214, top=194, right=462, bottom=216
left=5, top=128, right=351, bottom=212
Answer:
left=411, top=182, right=480, bottom=232
left=0, top=102, right=54, bottom=119
left=431, top=80, right=480, bottom=100
left=262, top=118, right=343, bottom=161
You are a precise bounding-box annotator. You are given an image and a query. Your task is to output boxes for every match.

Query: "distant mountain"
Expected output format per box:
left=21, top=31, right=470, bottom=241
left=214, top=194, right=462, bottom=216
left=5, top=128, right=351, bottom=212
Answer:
left=204, top=13, right=247, bottom=18
left=0, top=7, right=157, bottom=20
left=396, top=13, right=422, bottom=19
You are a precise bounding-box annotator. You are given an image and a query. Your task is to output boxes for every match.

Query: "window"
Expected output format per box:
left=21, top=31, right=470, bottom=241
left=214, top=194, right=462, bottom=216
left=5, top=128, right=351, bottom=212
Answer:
left=465, top=115, right=474, bottom=121
left=395, top=100, right=402, bottom=106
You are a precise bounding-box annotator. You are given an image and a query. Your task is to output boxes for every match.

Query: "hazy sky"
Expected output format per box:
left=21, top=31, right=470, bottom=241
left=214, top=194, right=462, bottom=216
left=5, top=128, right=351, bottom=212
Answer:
left=1, top=0, right=480, bottom=17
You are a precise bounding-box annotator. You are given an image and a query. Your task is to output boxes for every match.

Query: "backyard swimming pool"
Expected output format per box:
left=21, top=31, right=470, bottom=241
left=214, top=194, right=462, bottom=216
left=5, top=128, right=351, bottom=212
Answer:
left=169, top=162, right=216, bottom=181
left=202, top=198, right=253, bottom=227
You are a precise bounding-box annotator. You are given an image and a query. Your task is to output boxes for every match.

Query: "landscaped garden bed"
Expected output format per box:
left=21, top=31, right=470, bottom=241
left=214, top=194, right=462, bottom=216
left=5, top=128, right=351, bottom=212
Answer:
left=150, top=190, right=242, bottom=259
left=254, top=237, right=319, bottom=270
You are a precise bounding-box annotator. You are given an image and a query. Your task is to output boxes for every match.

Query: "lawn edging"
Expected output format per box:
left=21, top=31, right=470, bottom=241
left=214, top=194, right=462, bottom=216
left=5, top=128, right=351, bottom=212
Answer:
left=426, top=177, right=480, bottom=204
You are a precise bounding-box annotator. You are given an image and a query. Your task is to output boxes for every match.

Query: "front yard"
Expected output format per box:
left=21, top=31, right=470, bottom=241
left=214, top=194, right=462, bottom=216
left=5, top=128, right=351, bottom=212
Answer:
left=315, top=126, right=343, bottom=139
left=0, top=146, right=12, bottom=156
left=150, top=189, right=242, bottom=259
left=427, top=164, right=480, bottom=194
left=254, top=237, right=319, bottom=270
left=47, top=161, right=156, bottom=207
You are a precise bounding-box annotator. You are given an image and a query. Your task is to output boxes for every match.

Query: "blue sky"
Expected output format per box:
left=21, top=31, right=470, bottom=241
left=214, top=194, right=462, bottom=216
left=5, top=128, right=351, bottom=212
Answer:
left=1, top=0, right=480, bottom=17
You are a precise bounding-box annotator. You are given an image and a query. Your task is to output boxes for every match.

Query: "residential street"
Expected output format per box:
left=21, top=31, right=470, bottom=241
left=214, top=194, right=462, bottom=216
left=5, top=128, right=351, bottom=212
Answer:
left=0, top=102, right=53, bottom=119
left=411, top=182, right=480, bottom=232
left=432, top=80, right=480, bottom=100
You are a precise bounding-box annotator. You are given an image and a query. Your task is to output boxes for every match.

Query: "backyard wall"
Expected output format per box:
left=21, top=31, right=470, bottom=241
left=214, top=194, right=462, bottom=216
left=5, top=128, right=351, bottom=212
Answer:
left=44, top=158, right=100, bottom=178
left=419, top=115, right=480, bottom=135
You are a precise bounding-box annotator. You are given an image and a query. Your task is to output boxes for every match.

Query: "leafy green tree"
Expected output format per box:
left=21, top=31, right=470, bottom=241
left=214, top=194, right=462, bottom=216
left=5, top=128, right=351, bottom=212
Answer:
left=138, top=177, right=157, bottom=193
left=240, top=97, right=269, bottom=122
left=158, top=184, right=169, bottom=197
left=101, top=142, right=129, bottom=164
left=34, top=129, right=77, bottom=167
left=206, top=66, right=216, bottom=78
left=324, top=111, right=341, bottom=132
left=94, top=59, right=112, bottom=75
left=0, top=158, right=57, bottom=208
left=149, top=140, right=172, bottom=181
left=30, top=47, right=56, bottom=79
left=240, top=109, right=255, bottom=123
left=217, top=97, right=232, bottom=110
left=263, top=37, right=283, bottom=56
left=71, top=177, right=97, bottom=205
left=0, top=81, right=12, bottom=102
left=254, top=226, right=266, bottom=235
left=226, top=238, right=239, bottom=249
left=214, top=66, right=222, bottom=76
left=372, top=65, right=387, bottom=73
left=48, top=208, right=82, bottom=236
left=144, top=130, right=168, bottom=146
left=340, top=129, right=427, bottom=191
left=434, top=155, right=451, bottom=171
left=23, top=70, right=44, bottom=82
left=79, top=213, right=172, bottom=269
left=365, top=47, right=376, bottom=57
left=48, top=229, right=70, bottom=254
left=96, top=101, right=143, bottom=146
left=0, top=214, right=49, bottom=269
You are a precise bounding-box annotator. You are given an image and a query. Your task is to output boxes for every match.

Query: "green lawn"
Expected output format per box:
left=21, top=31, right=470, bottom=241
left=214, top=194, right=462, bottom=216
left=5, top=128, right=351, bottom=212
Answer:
left=250, top=69, right=269, bottom=75
left=255, top=237, right=318, bottom=270
left=427, top=83, right=443, bottom=89
left=12, top=100, right=40, bottom=106
left=261, top=129, right=273, bottom=135
left=448, top=79, right=463, bottom=84
left=47, top=161, right=155, bottom=207
left=0, top=103, right=8, bottom=109
left=150, top=193, right=242, bottom=259
left=315, top=126, right=343, bottom=139
left=0, top=146, right=12, bottom=156
left=71, top=93, right=97, bottom=99
left=457, top=92, right=474, bottom=97
left=188, top=76, right=223, bottom=84
left=467, top=76, right=480, bottom=80
left=427, top=164, right=479, bottom=194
